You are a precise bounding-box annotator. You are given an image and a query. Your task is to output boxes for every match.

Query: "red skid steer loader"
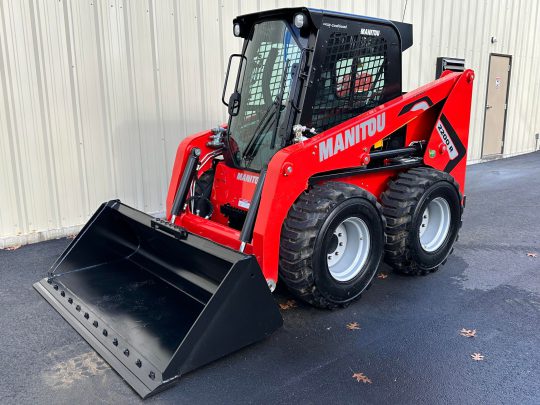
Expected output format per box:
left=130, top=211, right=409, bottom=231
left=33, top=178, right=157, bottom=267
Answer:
left=34, top=7, right=474, bottom=398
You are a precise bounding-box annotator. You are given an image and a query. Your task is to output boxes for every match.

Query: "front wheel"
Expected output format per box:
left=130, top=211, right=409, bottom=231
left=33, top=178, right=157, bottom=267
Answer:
left=279, top=182, right=385, bottom=309
left=382, top=167, right=463, bottom=275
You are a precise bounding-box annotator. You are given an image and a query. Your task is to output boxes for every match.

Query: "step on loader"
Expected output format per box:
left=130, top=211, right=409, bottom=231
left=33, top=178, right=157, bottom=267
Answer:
left=34, top=7, right=474, bottom=398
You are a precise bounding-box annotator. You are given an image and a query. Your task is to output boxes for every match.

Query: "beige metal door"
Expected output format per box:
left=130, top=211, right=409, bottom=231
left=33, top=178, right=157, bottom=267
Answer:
left=482, top=54, right=511, bottom=157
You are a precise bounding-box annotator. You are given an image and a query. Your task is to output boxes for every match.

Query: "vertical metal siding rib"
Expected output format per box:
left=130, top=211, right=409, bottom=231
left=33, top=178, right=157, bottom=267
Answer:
left=63, top=0, right=90, bottom=216
left=122, top=1, right=145, bottom=209
left=29, top=0, right=61, bottom=231
left=93, top=1, right=117, bottom=198
left=148, top=0, right=167, bottom=210
left=0, top=1, right=27, bottom=237
left=173, top=0, right=188, bottom=139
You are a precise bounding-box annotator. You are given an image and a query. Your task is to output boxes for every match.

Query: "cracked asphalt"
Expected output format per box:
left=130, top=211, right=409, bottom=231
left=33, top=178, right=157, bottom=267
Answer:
left=1, top=152, right=539, bottom=404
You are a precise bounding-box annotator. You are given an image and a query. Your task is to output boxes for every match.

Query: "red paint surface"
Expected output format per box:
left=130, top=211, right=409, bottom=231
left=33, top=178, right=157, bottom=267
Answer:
left=166, top=70, right=474, bottom=284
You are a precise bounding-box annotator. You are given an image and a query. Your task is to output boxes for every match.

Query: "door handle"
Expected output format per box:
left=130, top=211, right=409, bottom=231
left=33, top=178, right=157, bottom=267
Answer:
left=486, top=104, right=493, bottom=109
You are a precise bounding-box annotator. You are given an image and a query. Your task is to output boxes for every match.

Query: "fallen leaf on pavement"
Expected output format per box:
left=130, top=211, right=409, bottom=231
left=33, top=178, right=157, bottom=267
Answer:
left=4, top=245, right=21, bottom=251
left=377, top=273, right=388, bottom=279
left=460, top=328, right=477, bottom=338
left=352, top=372, right=372, bottom=383
left=346, top=322, right=361, bottom=330
left=526, top=252, right=538, bottom=258
left=66, top=234, right=78, bottom=240
left=279, top=300, right=297, bottom=310
left=471, top=353, right=484, bottom=361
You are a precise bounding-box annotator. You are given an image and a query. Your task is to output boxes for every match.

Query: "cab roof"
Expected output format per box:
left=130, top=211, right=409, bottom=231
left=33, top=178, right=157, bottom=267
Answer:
left=233, top=7, right=413, bottom=51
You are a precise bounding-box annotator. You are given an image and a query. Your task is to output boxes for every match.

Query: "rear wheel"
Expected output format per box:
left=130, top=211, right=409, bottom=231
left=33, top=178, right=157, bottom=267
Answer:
left=382, top=167, right=462, bottom=275
left=279, top=182, right=385, bottom=309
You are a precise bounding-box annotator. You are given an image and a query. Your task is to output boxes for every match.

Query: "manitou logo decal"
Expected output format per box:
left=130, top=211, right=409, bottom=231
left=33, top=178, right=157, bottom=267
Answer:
left=236, top=173, right=259, bottom=184
left=318, top=112, right=386, bottom=162
left=360, top=28, right=380, bottom=36
left=436, top=120, right=458, bottom=159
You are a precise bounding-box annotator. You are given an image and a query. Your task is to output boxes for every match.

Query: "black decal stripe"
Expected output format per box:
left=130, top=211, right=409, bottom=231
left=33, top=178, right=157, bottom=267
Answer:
left=398, top=96, right=434, bottom=116
left=440, top=114, right=466, bottom=173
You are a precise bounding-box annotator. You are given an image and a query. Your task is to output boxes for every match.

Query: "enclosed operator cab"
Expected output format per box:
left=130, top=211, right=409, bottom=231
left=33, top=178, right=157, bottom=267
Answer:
left=224, top=7, right=413, bottom=172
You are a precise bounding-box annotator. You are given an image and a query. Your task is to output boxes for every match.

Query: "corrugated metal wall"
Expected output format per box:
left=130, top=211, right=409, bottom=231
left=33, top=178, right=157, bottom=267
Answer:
left=1, top=0, right=539, bottom=247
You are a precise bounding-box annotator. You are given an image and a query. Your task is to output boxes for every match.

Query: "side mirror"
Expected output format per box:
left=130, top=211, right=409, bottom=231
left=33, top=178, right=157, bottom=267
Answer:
left=222, top=54, right=246, bottom=107
left=228, top=91, right=241, bottom=116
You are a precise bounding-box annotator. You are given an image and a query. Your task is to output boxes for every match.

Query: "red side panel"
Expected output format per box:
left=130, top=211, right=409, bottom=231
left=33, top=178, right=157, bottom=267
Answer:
left=423, top=70, right=475, bottom=195
left=210, top=164, right=259, bottom=226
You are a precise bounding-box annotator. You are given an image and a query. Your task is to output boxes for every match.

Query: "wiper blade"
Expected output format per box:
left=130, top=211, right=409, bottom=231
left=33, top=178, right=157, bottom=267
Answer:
left=244, top=59, right=291, bottom=163
left=242, top=100, right=279, bottom=162
left=270, top=58, right=291, bottom=150
left=243, top=50, right=292, bottom=164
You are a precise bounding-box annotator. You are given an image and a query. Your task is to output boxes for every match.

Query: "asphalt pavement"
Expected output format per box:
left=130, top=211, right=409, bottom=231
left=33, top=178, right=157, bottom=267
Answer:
left=1, top=152, right=539, bottom=404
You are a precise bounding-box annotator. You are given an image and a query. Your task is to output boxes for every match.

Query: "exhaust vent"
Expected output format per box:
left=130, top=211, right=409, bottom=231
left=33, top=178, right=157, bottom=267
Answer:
left=436, top=57, right=465, bottom=79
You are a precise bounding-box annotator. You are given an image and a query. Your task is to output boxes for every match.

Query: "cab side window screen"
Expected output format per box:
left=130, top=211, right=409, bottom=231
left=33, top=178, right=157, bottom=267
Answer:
left=335, top=56, right=385, bottom=98
left=311, top=31, right=388, bottom=132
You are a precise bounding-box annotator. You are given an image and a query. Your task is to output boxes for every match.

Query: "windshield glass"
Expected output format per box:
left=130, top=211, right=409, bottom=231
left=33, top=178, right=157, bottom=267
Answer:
left=227, top=20, right=302, bottom=171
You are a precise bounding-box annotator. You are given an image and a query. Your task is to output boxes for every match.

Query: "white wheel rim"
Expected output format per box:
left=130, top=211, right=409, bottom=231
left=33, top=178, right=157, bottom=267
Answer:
left=419, top=197, right=451, bottom=252
left=327, top=217, right=371, bottom=282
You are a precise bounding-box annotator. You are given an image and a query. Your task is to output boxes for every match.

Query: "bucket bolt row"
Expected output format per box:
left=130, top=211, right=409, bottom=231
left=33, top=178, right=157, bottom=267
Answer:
left=46, top=278, right=156, bottom=381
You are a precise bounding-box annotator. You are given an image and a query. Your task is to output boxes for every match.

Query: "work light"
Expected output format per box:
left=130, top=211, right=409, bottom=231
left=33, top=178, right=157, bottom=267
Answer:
left=294, top=13, right=306, bottom=28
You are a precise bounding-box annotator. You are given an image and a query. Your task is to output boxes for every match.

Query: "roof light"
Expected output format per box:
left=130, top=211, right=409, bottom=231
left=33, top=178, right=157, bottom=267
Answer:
left=233, top=23, right=241, bottom=37
left=294, top=13, right=306, bottom=29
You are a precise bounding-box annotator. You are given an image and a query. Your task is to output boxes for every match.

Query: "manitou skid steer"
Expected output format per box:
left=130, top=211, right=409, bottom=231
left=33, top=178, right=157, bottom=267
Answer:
left=35, top=7, right=474, bottom=398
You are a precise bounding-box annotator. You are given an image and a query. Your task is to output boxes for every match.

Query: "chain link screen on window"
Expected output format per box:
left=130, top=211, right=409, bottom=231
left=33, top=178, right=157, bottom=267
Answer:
left=311, top=32, right=388, bottom=132
left=243, top=40, right=301, bottom=119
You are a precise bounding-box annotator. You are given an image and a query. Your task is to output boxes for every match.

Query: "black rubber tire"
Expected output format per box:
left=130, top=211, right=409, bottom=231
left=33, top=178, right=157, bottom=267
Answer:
left=279, top=182, right=385, bottom=309
left=381, top=167, right=463, bottom=276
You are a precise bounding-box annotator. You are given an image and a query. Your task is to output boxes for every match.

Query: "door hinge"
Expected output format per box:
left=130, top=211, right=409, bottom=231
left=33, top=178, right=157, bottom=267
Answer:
left=504, top=103, right=507, bottom=110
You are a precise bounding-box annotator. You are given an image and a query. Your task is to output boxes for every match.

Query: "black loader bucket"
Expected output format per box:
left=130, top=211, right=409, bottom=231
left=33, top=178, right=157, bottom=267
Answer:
left=33, top=200, right=282, bottom=398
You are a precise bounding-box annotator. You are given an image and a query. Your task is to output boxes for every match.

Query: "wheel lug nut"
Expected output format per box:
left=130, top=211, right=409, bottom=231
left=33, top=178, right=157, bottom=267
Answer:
left=335, top=252, right=339, bottom=256
left=339, top=242, right=343, bottom=246
left=328, top=256, right=332, bottom=260
left=338, top=233, right=342, bottom=237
